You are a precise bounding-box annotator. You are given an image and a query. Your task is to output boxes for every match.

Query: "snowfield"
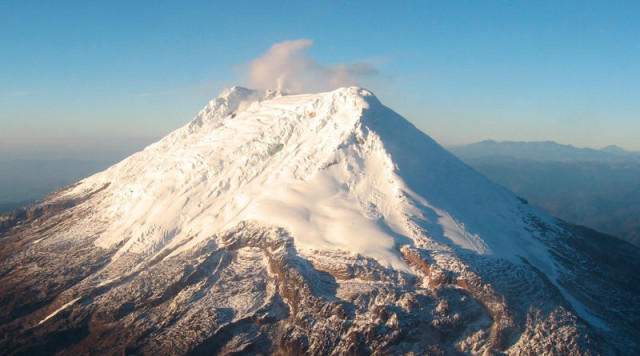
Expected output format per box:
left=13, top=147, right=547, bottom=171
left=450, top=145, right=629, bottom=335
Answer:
left=66, top=88, right=544, bottom=267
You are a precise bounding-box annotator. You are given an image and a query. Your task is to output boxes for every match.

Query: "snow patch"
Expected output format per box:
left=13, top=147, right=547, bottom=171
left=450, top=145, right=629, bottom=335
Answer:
left=38, top=297, right=81, bottom=325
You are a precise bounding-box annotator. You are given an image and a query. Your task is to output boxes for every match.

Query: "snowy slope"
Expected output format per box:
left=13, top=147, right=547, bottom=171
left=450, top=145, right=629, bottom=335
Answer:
left=59, top=88, right=544, bottom=266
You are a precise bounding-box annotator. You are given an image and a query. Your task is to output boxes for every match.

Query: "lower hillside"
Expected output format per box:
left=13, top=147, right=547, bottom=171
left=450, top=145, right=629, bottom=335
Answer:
left=1, top=198, right=638, bottom=354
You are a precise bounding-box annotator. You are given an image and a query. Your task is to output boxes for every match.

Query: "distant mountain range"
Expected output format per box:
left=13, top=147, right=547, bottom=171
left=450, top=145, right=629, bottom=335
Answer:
left=451, top=140, right=640, bottom=163
left=450, top=140, right=640, bottom=247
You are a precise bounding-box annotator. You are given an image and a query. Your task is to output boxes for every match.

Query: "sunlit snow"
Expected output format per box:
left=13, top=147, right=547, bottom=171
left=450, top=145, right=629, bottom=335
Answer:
left=61, top=87, right=550, bottom=270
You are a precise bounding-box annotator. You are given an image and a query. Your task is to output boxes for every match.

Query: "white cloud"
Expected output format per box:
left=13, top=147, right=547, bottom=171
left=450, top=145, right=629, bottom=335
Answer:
left=245, top=39, right=378, bottom=93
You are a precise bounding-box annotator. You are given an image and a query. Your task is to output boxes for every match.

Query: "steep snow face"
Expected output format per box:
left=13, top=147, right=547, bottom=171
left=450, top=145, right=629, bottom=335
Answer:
left=61, top=86, right=547, bottom=271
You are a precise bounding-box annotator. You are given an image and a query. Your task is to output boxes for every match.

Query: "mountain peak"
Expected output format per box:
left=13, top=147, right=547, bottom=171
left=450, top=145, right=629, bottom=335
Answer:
left=600, top=144, right=628, bottom=154
left=51, top=85, right=554, bottom=273
left=74, top=86, right=411, bottom=269
left=452, top=139, right=639, bottom=163
left=188, top=86, right=377, bottom=134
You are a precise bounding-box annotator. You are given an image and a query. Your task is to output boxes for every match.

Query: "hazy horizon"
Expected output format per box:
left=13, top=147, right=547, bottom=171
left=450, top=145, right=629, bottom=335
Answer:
left=2, top=1, right=640, bottom=158
left=1, top=134, right=638, bottom=164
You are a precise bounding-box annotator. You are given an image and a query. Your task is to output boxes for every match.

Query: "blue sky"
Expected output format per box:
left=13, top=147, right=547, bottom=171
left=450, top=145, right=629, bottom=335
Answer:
left=1, top=1, right=639, bottom=160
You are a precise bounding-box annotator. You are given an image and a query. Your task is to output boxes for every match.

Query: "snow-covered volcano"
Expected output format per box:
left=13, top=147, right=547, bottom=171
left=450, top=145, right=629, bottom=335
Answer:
left=1, top=87, right=638, bottom=355
left=62, top=87, right=545, bottom=266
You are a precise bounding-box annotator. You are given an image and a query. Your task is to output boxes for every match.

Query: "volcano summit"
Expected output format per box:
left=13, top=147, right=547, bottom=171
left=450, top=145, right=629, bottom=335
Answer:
left=1, top=87, right=638, bottom=355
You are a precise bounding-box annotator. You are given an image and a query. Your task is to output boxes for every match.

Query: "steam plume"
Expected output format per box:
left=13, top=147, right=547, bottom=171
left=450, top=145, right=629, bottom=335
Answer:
left=246, top=39, right=378, bottom=93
